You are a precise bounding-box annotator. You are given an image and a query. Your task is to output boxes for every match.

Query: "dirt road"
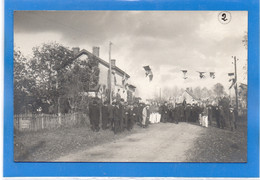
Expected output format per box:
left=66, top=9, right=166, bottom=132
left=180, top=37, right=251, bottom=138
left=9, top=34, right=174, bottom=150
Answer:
left=55, top=122, right=205, bottom=162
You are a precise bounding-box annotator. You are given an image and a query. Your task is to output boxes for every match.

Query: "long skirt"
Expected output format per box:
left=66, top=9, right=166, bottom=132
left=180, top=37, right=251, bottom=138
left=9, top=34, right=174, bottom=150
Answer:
left=202, top=116, right=208, bottom=127
left=149, top=113, right=157, bottom=123
left=142, top=115, right=147, bottom=125
left=199, top=114, right=202, bottom=125
left=155, top=113, right=161, bottom=123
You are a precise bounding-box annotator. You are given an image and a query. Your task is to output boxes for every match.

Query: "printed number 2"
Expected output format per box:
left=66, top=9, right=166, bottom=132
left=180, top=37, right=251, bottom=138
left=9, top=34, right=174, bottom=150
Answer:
left=221, top=13, right=227, bottom=21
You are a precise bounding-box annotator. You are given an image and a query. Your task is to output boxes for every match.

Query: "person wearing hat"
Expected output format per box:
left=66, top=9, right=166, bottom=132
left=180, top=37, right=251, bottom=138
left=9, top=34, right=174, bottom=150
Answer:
left=201, top=104, right=209, bottom=127
left=119, top=99, right=125, bottom=132
left=228, top=105, right=236, bottom=131
left=132, top=103, right=139, bottom=124
left=89, top=100, right=100, bottom=132
left=110, top=101, right=117, bottom=131
left=142, top=104, right=150, bottom=128
left=101, top=101, right=109, bottom=130
left=127, top=104, right=135, bottom=131
left=207, top=104, right=213, bottom=126
left=185, top=104, right=191, bottom=122
left=113, top=101, right=122, bottom=134
left=160, top=102, right=168, bottom=123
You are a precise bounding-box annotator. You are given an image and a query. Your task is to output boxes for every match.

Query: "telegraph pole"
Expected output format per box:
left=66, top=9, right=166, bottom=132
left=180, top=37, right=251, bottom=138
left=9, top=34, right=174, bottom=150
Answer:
left=109, top=42, right=112, bottom=104
left=233, top=56, right=239, bottom=111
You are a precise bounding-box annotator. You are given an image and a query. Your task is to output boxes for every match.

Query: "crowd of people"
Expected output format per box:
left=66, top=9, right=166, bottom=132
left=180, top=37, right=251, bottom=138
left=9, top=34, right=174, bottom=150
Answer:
left=88, top=98, right=237, bottom=134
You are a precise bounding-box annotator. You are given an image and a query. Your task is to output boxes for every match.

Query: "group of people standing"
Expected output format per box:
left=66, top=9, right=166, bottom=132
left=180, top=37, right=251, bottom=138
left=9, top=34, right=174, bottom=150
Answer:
left=88, top=98, right=237, bottom=134
left=88, top=98, right=143, bottom=134
left=148, top=100, right=237, bottom=131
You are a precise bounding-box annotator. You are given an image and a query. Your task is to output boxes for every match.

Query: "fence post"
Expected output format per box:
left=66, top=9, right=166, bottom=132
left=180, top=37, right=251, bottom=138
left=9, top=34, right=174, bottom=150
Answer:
left=41, top=114, right=44, bottom=129
left=58, top=113, right=61, bottom=126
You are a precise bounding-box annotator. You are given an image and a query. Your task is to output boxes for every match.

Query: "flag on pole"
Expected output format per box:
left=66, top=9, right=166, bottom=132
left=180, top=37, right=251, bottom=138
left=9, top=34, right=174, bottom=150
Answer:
left=210, top=72, right=215, bottom=79
left=229, top=78, right=236, bottom=89
left=143, top=65, right=153, bottom=81
left=181, top=70, right=188, bottom=79
left=197, top=71, right=206, bottom=79
left=122, top=73, right=127, bottom=87
left=149, top=71, right=153, bottom=81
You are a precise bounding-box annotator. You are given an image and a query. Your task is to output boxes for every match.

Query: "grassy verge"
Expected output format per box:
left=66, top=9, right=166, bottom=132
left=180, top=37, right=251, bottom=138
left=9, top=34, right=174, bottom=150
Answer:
left=14, top=125, right=139, bottom=162
left=185, top=118, right=247, bottom=162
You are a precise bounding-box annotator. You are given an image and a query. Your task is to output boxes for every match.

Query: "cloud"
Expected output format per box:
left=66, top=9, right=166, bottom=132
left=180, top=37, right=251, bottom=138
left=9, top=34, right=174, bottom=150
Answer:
left=14, top=11, right=248, bottom=100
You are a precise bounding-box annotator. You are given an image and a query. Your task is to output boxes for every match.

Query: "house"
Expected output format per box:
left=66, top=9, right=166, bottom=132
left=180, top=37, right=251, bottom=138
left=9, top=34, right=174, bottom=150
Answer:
left=62, top=47, right=136, bottom=103
left=179, top=89, right=200, bottom=104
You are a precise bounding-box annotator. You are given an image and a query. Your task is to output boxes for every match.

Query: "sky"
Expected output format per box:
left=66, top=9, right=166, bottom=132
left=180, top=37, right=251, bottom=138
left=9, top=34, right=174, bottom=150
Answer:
left=14, top=11, right=248, bottom=100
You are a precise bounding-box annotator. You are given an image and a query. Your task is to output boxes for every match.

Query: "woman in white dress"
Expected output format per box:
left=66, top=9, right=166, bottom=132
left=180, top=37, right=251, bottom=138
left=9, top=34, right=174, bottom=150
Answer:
left=149, top=103, right=156, bottom=123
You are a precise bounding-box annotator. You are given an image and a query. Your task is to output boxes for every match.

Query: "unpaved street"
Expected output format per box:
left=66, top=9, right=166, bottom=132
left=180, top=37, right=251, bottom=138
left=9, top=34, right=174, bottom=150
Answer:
left=55, top=122, right=205, bottom=162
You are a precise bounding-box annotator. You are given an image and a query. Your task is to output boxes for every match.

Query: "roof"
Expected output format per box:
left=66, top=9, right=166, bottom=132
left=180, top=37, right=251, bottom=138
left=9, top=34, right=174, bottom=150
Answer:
left=184, top=90, right=200, bottom=101
left=74, top=49, right=130, bottom=78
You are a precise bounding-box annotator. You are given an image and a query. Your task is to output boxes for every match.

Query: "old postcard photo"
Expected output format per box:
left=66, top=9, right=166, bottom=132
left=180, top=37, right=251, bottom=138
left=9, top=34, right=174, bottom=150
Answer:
left=13, top=11, right=247, bottom=162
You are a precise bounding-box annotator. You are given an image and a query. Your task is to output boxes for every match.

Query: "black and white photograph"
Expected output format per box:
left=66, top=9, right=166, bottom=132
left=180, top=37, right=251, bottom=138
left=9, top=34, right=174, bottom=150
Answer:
left=13, top=11, right=247, bottom=162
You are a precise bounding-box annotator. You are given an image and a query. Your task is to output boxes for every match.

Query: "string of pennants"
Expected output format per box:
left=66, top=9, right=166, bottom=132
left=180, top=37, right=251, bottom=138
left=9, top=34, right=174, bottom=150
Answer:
left=181, top=70, right=215, bottom=79
left=143, top=66, right=236, bottom=90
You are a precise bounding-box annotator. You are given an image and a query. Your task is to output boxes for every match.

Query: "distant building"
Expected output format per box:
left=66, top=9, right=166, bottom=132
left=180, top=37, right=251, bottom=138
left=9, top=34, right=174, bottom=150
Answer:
left=69, top=47, right=136, bottom=102
left=179, top=89, right=200, bottom=104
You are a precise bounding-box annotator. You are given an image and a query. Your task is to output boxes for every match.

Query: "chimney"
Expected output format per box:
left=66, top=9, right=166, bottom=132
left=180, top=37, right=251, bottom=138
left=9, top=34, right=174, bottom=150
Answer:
left=92, top=46, right=100, bottom=57
left=111, top=59, right=116, bottom=67
left=72, top=47, right=80, bottom=55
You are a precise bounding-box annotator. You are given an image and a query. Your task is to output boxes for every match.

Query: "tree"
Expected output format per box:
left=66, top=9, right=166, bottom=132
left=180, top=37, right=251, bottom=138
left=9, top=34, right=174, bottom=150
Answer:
left=213, top=83, right=225, bottom=98
left=14, top=48, right=37, bottom=114
left=29, top=42, right=75, bottom=113
left=242, top=31, right=248, bottom=49
left=201, top=87, right=210, bottom=100
left=14, top=42, right=100, bottom=114
left=60, top=54, right=100, bottom=112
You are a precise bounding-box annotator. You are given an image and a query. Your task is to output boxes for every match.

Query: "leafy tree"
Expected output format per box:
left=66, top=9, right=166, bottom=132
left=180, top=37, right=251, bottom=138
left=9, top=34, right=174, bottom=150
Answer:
left=15, top=42, right=100, bottom=114
left=58, top=51, right=100, bottom=113
left=242, top=31, right=248, bottom=49
left=31, top=42, right=75, bottom=110
left=14, top=48, right=37, bottom=114
left=213, top=83, right=225, bottom=98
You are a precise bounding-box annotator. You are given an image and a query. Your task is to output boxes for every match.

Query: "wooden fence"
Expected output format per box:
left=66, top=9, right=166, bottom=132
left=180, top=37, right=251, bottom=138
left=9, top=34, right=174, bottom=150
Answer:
left=14, top=113, right=89, bottom=132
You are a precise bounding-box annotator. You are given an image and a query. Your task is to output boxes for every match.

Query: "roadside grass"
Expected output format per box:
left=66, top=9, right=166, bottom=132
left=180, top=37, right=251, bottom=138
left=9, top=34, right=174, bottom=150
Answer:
left=14, top=124, right=140, bottom=162
left=186, top=118, right=247, bottom=162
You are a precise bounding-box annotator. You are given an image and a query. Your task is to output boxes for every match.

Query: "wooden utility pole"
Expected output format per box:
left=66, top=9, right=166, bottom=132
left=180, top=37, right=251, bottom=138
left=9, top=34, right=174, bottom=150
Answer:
left=160, top=88, right=161, bottom=101
left=109, top=42, right=112, bottom=104
left=56, top=72, right=61, bottom=125
left=233, top=56, right=239, bottom=111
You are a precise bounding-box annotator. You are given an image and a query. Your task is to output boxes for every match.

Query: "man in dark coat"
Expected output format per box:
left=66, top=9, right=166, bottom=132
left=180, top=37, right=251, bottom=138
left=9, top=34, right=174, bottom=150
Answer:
left=109, top=102, right=116, bottom=131
left=123, top=102, right=129, bottom=131
left=189, top=104, right=195, bottom=122
left=173, top=105, right=179, bottom=124
left=137, top=103, right=144, bottom=126
left=185, top=104, right=191, bottom=122
left=228, top=106, right=236, bottom=131
left=133, top=103, right=139, bottom=123
left=101, top=101, right=109, bottom=130
left=89, top=100, right=100, bottom=132
left=127, top=104, right=135, bottom=130
left=113, top=102, right=122, bottom=134
left=208, top=105, right=213, bottom=126
left=215, top=106, right=221, bottom=128
left=160, top=102, right=169, bottom=123
left=168, top=105, right=174, bottom=123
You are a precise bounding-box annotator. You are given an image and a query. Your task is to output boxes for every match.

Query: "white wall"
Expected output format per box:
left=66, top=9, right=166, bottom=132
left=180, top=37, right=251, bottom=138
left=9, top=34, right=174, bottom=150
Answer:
left=99, top=64, right=109, bottom=87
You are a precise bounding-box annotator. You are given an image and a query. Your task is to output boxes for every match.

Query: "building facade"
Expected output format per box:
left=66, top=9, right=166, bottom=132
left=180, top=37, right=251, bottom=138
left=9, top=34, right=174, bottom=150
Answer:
left=71, top=47, right=136, bottom=103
